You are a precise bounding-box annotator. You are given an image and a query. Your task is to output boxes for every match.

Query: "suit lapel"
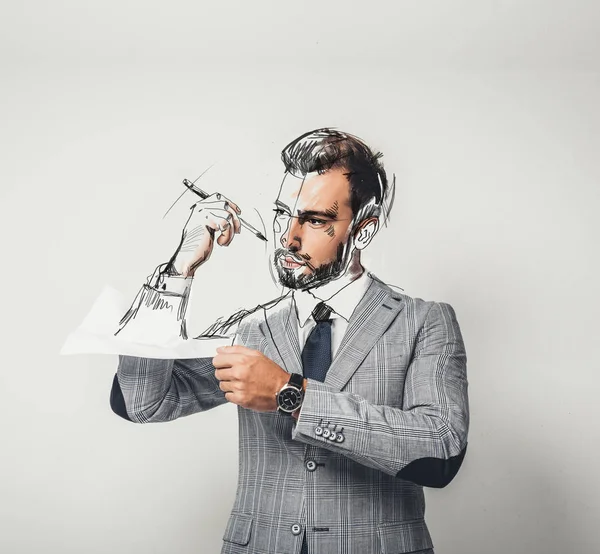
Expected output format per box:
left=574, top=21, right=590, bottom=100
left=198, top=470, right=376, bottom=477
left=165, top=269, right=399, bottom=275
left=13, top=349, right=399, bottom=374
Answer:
left=258, top=276, right=405, bottom=386
left=325, top=276, right=405, bottom=392
left=259, top=295, right=303, bottom=376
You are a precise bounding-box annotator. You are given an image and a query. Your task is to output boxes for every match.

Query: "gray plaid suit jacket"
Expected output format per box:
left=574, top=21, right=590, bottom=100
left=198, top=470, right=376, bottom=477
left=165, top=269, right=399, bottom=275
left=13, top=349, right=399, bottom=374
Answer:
left=111, top=274, right=469, bottom=554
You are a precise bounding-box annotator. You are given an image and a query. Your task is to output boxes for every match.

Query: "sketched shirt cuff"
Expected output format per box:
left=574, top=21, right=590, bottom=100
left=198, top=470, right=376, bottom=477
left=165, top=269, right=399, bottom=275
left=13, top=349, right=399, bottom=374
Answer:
left=115, top=263, right=193, bottom=342
left=149, top=263, right=193, bottom=295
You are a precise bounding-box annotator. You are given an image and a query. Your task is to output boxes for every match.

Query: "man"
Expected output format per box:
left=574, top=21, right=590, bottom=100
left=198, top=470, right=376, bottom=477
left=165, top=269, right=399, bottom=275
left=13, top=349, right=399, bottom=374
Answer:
left=110, top=128, right=469, bottom=554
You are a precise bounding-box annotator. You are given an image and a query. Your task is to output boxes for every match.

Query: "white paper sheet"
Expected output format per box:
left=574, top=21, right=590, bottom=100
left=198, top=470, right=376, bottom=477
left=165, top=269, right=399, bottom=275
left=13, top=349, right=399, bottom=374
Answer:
left=60, top=286, right=234, bottom=359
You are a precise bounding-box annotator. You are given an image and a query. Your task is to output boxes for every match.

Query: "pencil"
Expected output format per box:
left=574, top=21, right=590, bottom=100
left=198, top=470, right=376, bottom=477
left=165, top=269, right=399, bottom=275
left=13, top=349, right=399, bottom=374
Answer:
left=182, top=179, right=268, bottom=242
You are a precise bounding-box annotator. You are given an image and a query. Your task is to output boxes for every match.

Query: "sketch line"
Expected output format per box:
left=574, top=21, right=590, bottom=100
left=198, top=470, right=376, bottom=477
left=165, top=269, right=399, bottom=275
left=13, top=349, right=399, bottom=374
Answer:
left=162, top=164, right=216, bottom=220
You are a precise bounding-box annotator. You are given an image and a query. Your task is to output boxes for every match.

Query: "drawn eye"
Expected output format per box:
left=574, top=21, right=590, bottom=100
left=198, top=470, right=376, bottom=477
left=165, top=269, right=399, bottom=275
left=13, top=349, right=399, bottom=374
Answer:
left=308, top=218, right=326, bottom=226
left=273, top=208, right=289, bottom=217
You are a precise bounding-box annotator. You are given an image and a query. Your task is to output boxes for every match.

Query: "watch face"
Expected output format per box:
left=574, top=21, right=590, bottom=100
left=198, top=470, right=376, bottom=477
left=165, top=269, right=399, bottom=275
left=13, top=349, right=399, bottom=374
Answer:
left=277, top=387, right=302, bottom=412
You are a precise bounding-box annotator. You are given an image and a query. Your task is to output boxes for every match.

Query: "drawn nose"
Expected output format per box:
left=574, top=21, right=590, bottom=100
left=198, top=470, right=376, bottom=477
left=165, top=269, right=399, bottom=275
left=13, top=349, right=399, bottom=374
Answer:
left=281, top=217, right=301, bottom=249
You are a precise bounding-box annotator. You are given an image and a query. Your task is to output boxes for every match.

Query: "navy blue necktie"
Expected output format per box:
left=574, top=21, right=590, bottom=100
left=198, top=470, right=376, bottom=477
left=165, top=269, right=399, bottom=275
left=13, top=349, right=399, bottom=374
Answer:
left=301, top=302, right=333, bottom=383
left=300, top=302, right=332, bottom=554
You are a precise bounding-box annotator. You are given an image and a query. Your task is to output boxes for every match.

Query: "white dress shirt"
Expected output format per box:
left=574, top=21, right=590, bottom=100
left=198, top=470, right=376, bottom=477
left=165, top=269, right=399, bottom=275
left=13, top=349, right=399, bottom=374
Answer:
left=292, top=270, right=372, bottom=357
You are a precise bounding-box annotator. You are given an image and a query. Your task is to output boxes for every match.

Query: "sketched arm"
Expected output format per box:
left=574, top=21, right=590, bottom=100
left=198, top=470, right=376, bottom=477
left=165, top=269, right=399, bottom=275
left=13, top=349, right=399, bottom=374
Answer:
left=114, top=192, right=242, bottom=342
left=110, top=193, right=245, bottom=421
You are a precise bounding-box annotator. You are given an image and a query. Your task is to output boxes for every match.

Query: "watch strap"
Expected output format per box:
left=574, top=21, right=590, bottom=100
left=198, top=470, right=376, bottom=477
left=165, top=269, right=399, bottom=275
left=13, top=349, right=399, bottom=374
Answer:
left=287, top=372, right=304, bottom=390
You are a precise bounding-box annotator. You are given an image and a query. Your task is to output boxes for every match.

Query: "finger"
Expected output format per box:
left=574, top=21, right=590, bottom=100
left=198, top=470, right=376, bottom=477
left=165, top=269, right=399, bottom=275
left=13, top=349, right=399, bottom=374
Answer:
left=224, top=204, right=241, bottom=234
left=202, top=208, right=236, bottom=245
left=214, top=367, right=238, bottom=381
left=197, top=200, right=230, bottom=212
left=194, top=205, right=237, bottom=237
left=213, top=355, right=241, bottom=370
left=210, top=207, right=240, bottom=236
left=201, top=212, right=231, bottom=233
left=218, top=380, right=235, bottom=393
left=204, top=207, right=235, bottom=221
left=202, top=192, right=230, bottom=204
left=224, top=199, right=241, bottom=214
left=216, top=219, right=235, bottom=247
left=223, top=390, right=240, bottom=404
left=213, top=193, right=242, bottom=214
left=201, top=195, right=241, bottom=215
left=216, top=345, right=259, bottom=356
left=221, top=387, right=240, bottom=404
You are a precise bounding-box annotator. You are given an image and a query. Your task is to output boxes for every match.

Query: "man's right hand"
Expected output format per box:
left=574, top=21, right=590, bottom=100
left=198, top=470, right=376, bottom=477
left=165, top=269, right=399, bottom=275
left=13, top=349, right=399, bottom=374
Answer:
left=168, top=193, right=242, bottom=277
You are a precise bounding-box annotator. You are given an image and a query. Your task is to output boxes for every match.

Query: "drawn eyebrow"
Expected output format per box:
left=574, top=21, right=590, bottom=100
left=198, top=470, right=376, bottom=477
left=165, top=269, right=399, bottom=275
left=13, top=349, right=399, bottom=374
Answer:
left=297, top=209, right=338, bottom=220
left=275, top=200, right=339, bottom=220
left=298, top=201, right=339, bottom=220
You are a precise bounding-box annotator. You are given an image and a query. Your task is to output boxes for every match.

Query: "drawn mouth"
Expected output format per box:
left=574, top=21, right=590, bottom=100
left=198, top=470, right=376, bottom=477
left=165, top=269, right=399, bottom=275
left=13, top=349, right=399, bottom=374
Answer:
left=281, top=256, right=305, bottom=269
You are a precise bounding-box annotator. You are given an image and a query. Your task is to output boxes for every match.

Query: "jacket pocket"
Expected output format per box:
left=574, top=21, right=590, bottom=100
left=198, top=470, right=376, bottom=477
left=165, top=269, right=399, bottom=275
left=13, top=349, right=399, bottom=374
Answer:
left=223, top=512, right=253, bottom=546
left=377, top=518, right=434, bottom=553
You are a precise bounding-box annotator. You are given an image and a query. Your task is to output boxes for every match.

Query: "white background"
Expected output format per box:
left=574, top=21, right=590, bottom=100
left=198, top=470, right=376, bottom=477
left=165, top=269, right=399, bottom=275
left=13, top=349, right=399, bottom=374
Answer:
left=1, top=1, right=598, bottom=553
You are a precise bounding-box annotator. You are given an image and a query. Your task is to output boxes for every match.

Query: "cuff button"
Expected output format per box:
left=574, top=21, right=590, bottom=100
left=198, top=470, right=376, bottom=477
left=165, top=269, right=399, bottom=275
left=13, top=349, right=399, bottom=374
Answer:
left=306, top=460, right=317, bottom=471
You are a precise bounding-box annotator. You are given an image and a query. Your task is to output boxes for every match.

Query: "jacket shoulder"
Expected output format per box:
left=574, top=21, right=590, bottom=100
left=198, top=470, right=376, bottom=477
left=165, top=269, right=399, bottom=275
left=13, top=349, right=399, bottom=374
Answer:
left=367, top=272, right=458, bottom=321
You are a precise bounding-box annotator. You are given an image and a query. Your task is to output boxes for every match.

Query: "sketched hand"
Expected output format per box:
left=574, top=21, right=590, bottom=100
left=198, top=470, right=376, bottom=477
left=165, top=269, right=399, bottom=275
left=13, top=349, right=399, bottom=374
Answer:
left=171, top=193, right=242, bottom=277
left=213, top=346, right=290, bottom=412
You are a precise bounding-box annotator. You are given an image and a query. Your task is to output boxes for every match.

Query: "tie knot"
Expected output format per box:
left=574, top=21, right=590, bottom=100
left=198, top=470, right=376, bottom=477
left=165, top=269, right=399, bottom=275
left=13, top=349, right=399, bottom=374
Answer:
left=312, top=302, right=332, bottom=322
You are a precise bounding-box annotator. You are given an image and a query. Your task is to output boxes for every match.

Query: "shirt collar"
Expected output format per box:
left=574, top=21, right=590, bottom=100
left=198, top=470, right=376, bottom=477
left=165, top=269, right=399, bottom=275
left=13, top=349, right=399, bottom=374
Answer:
left=293, top=270, right=371, bottom=328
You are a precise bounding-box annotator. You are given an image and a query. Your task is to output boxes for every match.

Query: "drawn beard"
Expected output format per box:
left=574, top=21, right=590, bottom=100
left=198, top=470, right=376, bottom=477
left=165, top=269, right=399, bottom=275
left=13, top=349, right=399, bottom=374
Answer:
left=274, top=242, right=349, bottom=290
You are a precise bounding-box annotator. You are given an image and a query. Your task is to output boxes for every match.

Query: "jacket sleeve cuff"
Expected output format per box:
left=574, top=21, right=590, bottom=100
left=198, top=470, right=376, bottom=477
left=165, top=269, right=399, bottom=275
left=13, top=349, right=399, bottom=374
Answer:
left=290, top=380, right=348, bottom=449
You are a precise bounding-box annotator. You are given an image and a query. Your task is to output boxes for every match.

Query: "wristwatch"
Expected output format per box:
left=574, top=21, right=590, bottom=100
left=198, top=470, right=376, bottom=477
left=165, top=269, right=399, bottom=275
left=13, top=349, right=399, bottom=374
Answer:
left=276, top=373, right=305, bottom=415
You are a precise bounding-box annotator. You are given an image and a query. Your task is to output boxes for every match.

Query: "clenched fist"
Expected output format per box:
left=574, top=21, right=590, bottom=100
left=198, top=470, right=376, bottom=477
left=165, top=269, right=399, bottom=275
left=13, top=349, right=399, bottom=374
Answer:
left=213, top=346, right=291, bottom=412
left=169, top=193, right=242, bottom=277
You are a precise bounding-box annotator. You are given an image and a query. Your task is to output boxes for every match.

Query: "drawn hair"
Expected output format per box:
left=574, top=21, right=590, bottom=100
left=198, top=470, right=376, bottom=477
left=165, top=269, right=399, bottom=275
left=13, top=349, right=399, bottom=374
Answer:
left=280, top=128, right=394, bottom=223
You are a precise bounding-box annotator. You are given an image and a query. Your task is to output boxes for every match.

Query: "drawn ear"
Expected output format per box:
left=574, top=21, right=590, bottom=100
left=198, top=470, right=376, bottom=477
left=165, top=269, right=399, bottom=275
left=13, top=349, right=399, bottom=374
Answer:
left=353, top=217, right=379, bottom=250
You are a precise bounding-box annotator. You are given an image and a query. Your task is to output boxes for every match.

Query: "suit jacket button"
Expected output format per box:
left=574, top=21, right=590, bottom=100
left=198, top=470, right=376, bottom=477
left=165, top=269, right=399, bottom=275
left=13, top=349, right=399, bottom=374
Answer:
left=291, top=523, right=302, bottom=535
left=315, top=426, right=323, bottom=436
left=306, top=460, right=317, bottom=471
left=322, top=429, right=331, bottom=438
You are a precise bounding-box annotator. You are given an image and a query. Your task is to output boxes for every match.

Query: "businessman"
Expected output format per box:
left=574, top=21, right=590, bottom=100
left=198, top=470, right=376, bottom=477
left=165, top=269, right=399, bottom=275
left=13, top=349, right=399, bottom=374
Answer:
left=111, top=128, right=470, bottom=554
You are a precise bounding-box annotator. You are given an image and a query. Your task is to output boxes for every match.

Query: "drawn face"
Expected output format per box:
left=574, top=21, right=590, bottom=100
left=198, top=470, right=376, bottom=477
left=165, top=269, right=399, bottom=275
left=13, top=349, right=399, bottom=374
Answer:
left=273, top=168, right=356, bottom=290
